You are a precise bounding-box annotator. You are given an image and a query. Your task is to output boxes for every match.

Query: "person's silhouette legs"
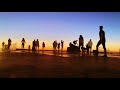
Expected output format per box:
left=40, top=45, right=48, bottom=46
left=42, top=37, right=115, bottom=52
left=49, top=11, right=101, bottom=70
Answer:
left=102, top=42, right=107, bottom=57
left=96, top=40, right=107, bottom=57
left=96, top=40, right=101, bottom=55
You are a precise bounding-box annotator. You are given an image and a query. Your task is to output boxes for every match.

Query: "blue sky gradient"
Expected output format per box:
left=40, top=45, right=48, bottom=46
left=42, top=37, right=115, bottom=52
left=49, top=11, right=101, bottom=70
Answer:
left=0, top=12, right=120, bottom=51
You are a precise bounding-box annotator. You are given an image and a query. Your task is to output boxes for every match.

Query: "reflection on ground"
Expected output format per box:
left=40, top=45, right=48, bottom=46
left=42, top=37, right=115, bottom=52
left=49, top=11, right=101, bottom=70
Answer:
left=0, top=50, right=120, bottom=78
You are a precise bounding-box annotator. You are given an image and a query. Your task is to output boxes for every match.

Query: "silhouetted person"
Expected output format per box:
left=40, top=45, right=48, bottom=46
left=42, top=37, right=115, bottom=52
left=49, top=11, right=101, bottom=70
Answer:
left=79, top=35, right=84, bottom=52
left=42, top=42, right=45, bottom=50
left=36, top=39, right=39, bottom=50
left=54, top=40, right=57, bottom=51
left=58, top=43, right=60, bottom=52
left=86, top=43, right=90, bottom=54
left=96, top=26, right=107, bottom=57
left=53, top=41, right=55, bottom=50
left=73, top=40, right=78, bottom=46
left=53, top=41, right=55, bottom=54
left=42, top=42, right=45, bottom=54
left=28, top=45, right=31, bottom=51
left=61, top=40, right=64, bottom=51
left=88, top=39, right=93, bottom=54
left=8, top=38, right=12, bottom=49
left=2, top=42, right=5, bottom=50
left=53, top=41, right=57, bottom=55
left=69, top=42, right=72, bottom=47
left=32, top=40, right=36, bottom=52
left=21, top=38, right=26, bottom=49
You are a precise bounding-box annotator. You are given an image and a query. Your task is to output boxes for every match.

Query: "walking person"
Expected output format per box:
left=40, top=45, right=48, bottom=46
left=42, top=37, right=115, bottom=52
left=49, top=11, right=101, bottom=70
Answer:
left=96, top=26, right=107, bottom=57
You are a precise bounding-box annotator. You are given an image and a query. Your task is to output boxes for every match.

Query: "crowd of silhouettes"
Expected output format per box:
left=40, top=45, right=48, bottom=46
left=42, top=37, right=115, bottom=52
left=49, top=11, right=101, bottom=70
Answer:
left=68, top=35, right=93, bottom=55
left=53, top=40, right=64, bottom=53
left=1, top=26, right=107, bottom=57
left=1, top=38, right=45, bottom=52
left=67, top=25, right=107, bottom=57
left=1, top=38, right=12, bottom=50
left=31, top=39, right=41, bottom=52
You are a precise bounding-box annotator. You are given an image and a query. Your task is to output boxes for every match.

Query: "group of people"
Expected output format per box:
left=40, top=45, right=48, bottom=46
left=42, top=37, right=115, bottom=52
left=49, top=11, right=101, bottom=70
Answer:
left=81, top=25, right=107, bottom=57
left=2, top=38, right=12, bottom=50
left=32, top=39, right=45, bottom=52
left=21, top=38, right=45, bottom=51
left=71, top=35, right=93, bottom=54
left=53, top=40, right=64, bottom=51
left=2, top=38, right=46, bottom=52
left=68, top=25, right=107, bottom=57
left=1, top=26, right=107, bottom=57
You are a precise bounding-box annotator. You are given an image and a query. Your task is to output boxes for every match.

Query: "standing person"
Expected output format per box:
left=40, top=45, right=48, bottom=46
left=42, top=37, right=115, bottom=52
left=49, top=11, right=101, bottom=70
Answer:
left=61, top=40, right=64, bottom=51
left=79, top=35, right=84, bottom=52
left=28, top=45, right=31, bottom=51
left=86, top=43, right=89, bottom=54
left=53, top=41, right=55, bottom=54
left=57, top=43, right=60, bottom=52
left=36, top=39, right=39, bottom=50
left=54, top=40, right=57, bottom=51
left=32, top=40, right=36, bottom=52
left=8, top=38, right=12, bottom=49
left=2, top=42, right=5, bottom=50
left=53, top=41, right=55, bottom=50
left=96, top=26, right=107, bottom=57
left=42, top=42, right=45, bottom=50
left=88, top=39, right=93, bottom=54
left=21, top=38, right=26, bottom=49
left=42, top=42, right=45, bottom=54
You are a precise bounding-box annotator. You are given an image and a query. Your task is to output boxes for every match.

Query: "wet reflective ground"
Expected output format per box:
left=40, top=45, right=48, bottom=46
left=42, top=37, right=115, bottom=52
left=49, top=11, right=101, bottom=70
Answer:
left=0, top=51, right=120, bottom=78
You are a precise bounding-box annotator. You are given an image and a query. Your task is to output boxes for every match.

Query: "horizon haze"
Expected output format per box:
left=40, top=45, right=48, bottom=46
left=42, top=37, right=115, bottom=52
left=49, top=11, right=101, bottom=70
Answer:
left=0, top=12, right=120, bottom=52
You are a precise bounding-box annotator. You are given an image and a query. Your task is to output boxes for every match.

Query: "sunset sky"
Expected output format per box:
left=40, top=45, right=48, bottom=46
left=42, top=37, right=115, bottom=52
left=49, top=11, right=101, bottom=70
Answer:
left=0, top=12, right=120, bottom=52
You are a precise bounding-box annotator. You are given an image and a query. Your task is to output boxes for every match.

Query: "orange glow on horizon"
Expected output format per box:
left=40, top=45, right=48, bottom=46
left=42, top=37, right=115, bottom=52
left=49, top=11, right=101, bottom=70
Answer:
left=0, top=39, right=120, bottom=52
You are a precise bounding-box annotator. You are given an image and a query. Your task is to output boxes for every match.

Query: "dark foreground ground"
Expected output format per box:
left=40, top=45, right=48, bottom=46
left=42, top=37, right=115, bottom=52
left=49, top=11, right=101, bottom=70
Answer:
left=0, top=51, right=120, bottom=78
